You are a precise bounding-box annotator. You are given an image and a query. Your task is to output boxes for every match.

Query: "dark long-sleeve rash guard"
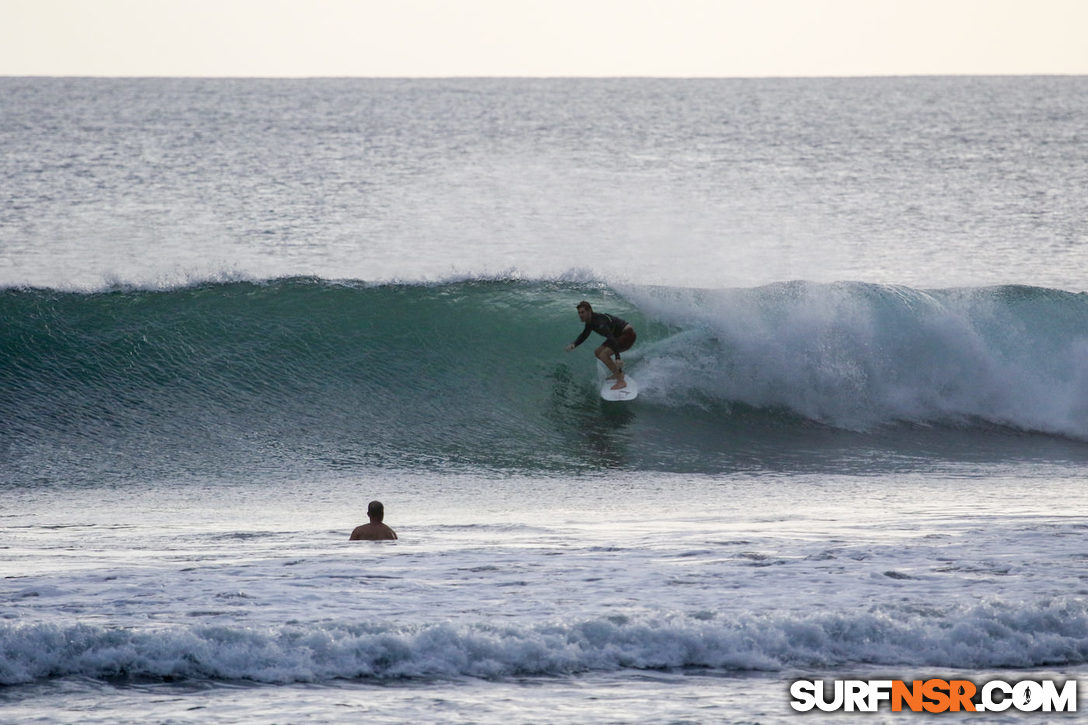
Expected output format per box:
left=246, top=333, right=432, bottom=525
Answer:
left=571, top=312, right=630, bottom=355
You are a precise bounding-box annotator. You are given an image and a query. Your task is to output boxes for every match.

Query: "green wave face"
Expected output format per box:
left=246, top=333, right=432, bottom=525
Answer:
left=1, top=279, right=651, bottom=479
left=4, top=278, right=1088, bottom=484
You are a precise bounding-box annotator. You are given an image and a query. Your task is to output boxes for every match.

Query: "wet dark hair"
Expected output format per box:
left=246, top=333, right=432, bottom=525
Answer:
left=576, top=301, right=592, bottom=312
left=367, top=501, right=384, bottom=520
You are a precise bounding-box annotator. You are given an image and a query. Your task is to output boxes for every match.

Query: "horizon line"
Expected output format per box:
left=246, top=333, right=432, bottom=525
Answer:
left=4, top=72, right=1086, bottom=81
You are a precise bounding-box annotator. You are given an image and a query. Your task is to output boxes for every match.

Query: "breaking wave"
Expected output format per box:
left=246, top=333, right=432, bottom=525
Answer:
left=3, top=600, right=1086, bottom=685
left=3, top=277, right=1087, bottom=482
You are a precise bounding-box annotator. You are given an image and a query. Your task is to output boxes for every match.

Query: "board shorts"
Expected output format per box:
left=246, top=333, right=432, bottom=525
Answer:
left=605, top=326, right=637, bottom=356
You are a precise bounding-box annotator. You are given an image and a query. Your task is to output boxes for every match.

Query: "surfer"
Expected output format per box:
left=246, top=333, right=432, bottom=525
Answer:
left=565, top=300, right=636, bottom=390
left=349, top=501, right=398, bottom=541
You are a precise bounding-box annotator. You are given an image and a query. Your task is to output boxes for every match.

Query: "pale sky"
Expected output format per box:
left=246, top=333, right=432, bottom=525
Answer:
left=2, top=0, right=1086, bottom=77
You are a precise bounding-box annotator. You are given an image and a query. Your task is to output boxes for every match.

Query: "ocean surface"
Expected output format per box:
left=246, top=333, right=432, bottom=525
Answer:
left=2, top=77, right=1087, bottom=723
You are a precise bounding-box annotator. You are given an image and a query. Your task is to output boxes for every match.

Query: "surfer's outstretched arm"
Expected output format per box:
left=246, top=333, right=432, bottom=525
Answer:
left=567, top=324, right=591, bottom=351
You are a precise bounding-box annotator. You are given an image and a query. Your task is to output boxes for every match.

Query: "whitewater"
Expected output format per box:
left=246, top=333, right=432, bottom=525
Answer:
left=2, top=77, right=1088, bottom=723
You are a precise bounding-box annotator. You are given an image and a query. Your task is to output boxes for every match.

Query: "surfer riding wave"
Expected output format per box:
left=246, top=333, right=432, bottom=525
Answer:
left=565, top=300, right=636, bottom=390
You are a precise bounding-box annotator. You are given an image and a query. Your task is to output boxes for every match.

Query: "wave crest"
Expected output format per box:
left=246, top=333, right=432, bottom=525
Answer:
left=629, top=281, right=1088, bottom=438
left=3, top=278, right=1087, bottom=482
left=4, top=600, right=1086, bottom=685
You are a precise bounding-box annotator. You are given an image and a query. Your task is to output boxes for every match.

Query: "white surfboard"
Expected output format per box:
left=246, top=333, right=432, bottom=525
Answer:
left=601, top=376, right=638, bottom=401
left=598, top=362, right=639, bottom=401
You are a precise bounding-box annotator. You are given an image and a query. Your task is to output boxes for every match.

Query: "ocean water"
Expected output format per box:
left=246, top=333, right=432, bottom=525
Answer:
left=2, top=77, right=1088, bottom=723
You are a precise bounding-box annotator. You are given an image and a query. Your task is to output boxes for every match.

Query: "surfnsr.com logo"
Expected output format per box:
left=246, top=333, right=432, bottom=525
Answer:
left=790, top=678, right=1077, bottom=713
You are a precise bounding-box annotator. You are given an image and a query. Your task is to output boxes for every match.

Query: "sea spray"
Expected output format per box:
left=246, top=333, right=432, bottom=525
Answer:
left=627, top=281, right=1088, bottom=436
left=3, top=600, right=1087, bottom=685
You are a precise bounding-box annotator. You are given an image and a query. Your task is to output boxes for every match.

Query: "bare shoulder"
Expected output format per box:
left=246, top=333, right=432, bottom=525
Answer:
left=350, top=523, right=398, bottom=541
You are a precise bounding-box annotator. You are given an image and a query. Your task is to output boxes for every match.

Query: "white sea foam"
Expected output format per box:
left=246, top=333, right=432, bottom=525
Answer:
left=5, top=470, right=1087, bottom=690
left=627, top=282, right=1088, bottom=438
left=3, top=599, right=1086, bottom=685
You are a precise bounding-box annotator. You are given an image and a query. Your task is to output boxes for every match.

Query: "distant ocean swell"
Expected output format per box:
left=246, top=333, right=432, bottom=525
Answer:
left=3, top=277, right=1087, bottom=481
left=3, top=600, right=1086, bottom=685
